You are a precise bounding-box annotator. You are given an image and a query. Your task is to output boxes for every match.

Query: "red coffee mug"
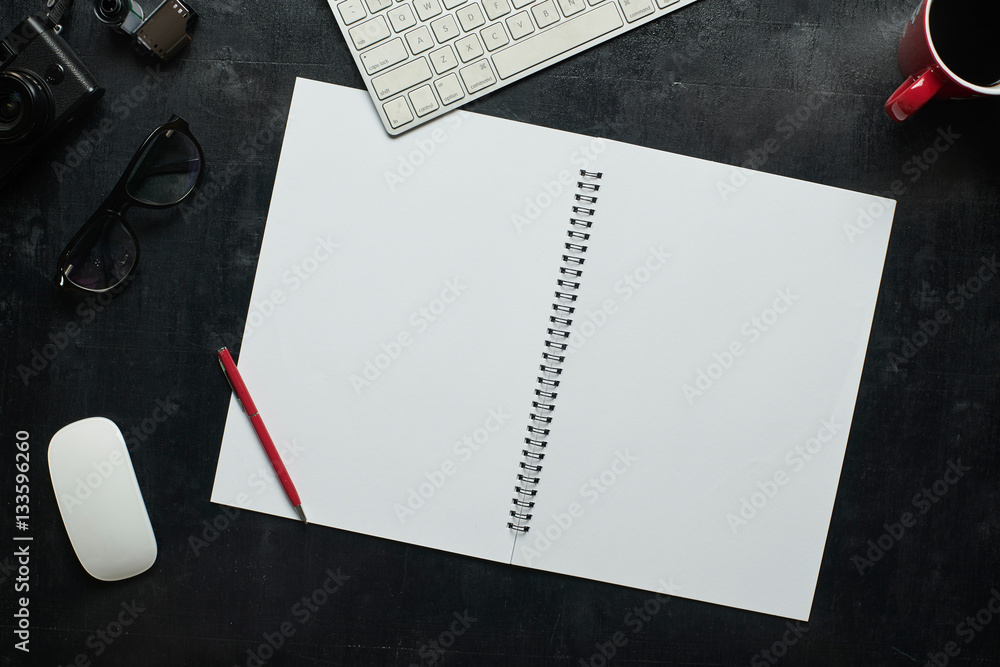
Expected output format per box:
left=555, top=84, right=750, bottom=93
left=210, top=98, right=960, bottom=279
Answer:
left=885, top=0, right=1000, bottom=122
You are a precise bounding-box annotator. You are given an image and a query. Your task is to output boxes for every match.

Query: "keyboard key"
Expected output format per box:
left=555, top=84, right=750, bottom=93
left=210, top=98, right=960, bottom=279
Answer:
left=349, top=15, right=391, bottom=49
left=338, top=0, right=367, bottom=25
left=434, top=73, right=466, bottom=104
left=511, top=0, right=533, bottom=8
left=455, top=33, right=484, bottom=62
left=655, top=0, right=678, bottom=7
left=364, top=0, right=392, bottom=12
left=483, top=0, right=512, bottom=20
left=430, top=45, right=459, bottom=73
left=414, top=0, right=444, bottom=21
left=531, top=0, right=560, bottom=28
left=443, top=0, right=467, bottom=8
left=494, top=2, right=623, bottom=78
left=480, top=23, right=510, bottom=51
left=620, top=0, right=654, bottom=22
left=388, top=4, right=417, bottom=31
left=457, top=3, right=486, bottom=31
left=382, top=96, right=414, bottom=128
left=408, top=85, right=440, bottom=116
left=405, top=25, right=435, bottom=54
left=556, top=0, right=585, bottom=16
left=372, top=57, right=433, bottom=99
left=431, top=14, right=461, bottom=42
left=506, top=11, right=534, bottom=39
left=459, top=59, right=498, bottom=93
left=360, top=38, right=409, bottom=75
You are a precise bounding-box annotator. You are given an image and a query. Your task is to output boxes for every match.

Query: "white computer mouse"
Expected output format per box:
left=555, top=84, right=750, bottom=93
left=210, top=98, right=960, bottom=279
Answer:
left=48, top=417, right=157, bottom=581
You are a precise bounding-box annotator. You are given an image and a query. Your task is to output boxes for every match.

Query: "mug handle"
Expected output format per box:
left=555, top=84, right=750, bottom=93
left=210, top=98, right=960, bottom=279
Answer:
left=885, top=67, right=945, bottom=121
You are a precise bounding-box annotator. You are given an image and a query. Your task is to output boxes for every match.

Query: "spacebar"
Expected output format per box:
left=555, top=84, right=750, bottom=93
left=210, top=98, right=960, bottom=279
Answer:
left=492, top=3, right=624, bottom=79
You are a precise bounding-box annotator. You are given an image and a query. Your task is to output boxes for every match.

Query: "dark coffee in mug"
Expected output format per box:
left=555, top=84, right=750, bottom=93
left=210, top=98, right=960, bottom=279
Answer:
left=929, top=1, right=1000, bottom=86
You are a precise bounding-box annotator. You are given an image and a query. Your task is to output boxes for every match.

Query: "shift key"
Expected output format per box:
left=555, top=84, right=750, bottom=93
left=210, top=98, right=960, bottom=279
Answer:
left=372, top=58, right=433, bottom=100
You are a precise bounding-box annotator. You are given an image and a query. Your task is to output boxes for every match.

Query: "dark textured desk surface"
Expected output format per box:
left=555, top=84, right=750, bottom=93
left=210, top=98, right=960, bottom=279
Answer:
left=2, top=0, right=999, bottom=665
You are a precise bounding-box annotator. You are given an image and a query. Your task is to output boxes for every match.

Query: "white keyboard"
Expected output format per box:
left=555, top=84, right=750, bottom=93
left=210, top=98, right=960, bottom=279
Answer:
left=327, top=0, right=701, bottom=134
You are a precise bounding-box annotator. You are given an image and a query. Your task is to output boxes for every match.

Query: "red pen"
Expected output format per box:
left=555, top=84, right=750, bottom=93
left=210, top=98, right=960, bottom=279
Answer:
left=217, top=347, right=307, bottom=524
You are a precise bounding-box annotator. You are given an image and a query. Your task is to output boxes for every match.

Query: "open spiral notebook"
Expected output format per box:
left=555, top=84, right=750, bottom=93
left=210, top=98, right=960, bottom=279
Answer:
left=211, top=77, right=895, bottom=621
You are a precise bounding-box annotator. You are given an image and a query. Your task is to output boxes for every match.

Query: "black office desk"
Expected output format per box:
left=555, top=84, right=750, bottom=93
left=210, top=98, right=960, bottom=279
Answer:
left=3, top=0, right=999, bottom=664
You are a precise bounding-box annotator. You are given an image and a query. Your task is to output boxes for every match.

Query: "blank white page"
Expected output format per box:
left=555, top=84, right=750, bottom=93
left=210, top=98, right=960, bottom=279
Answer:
left=508, top=146, right=894, bottom=620
left=212, top=79, right=894, bottom=619
left=211, top=79, right=603, bottom=562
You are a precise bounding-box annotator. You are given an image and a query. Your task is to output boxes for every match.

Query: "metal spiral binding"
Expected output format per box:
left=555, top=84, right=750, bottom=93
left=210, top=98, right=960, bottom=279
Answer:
left=508, top=169, right=602, bottom=534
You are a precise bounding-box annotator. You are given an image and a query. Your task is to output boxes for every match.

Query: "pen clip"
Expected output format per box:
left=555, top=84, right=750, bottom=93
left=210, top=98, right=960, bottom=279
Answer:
left=218, top=355, right=247, bottom=414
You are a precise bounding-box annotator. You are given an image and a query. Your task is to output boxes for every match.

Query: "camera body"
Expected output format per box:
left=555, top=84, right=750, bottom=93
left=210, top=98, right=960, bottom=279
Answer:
left=0, top=14, right=104, bottom=186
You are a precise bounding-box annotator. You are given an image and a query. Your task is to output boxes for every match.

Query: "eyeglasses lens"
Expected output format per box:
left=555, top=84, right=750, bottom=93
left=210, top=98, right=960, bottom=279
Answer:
left=126, top=128, right=202, bottom=205
left=62, top=213, right=137, bottom=290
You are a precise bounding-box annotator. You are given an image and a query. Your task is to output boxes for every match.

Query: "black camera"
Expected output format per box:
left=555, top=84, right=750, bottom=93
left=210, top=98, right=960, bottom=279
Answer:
left=0, top=12, right=104, bottom=187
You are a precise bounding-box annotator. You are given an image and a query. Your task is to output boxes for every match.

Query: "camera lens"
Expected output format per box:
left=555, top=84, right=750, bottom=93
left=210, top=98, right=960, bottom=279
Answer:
left=0, top=94, right=22, bottom=126
left=0, top=72, right=49, bottom=145
left=94, top=0, right=131, bottom=24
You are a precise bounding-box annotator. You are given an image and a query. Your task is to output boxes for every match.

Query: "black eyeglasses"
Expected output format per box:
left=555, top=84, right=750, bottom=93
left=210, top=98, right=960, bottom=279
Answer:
left=56, top=115, right=204, bottom=292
